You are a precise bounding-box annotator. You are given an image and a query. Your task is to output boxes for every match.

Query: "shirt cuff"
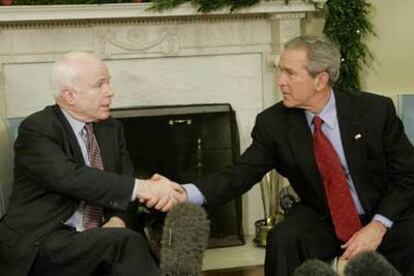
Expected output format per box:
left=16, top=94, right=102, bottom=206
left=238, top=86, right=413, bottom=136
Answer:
left=373, top=214, right=393, bottom=228
left=183, top=183, right=205, bottom=205
left=131, top=179, right=139, bottom=201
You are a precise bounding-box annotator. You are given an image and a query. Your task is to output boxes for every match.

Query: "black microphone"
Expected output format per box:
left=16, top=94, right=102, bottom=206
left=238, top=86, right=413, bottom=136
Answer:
left=294, top=259, right=338, bottom=276
left=160, top=202, right=210, bottom=276
left=344, top=251, right=401, bottom=276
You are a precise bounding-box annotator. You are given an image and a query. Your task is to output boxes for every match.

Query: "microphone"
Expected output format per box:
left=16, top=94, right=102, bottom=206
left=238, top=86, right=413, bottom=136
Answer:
left=294, top=259, right=337, bottom=276
left=344, top=251, right=401, bottom=276
left=160, top=202, right=210, bottom=276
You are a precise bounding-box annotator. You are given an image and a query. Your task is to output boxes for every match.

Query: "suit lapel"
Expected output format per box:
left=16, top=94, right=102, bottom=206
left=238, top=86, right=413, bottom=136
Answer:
left=52, top=105, right=85, bottom=165
left=287, top=108, right=327, bottom=204
left=335, top=90, right=371, bottom=213
left=53, top=105, right=115, bottom=172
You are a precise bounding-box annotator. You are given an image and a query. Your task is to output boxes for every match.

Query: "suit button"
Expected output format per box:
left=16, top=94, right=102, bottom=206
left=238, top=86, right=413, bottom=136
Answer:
left=34, top=241, right=40, bottom=247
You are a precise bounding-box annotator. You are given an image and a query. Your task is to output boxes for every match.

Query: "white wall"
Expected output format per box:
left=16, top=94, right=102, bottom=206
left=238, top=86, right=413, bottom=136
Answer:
left=361, top=0, right=414, bottom=101
left=303, top=1, right=414, bottom=103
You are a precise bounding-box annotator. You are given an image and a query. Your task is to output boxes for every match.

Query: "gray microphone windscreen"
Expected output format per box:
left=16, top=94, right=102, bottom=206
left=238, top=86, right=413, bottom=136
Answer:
left=294, top=259, right=337, bottom=276
left=160, top=202, right=210, bottom=276
left=344, top=251, right=401, bottom=276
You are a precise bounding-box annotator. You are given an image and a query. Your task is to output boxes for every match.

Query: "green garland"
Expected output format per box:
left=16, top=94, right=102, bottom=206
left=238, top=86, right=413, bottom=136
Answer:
left=9, top=0, right=253, bottom=9
left=150, top=0, right=260, bottom=13
left=323, top=0, right=374, bottom=91
left=11, top=0, right=132, bottom=4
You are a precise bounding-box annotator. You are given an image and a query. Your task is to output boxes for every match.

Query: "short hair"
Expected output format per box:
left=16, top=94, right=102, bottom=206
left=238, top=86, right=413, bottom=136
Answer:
left=284, top=35, right=341, bottom=87
left=50, top=52, right=101, bottom=99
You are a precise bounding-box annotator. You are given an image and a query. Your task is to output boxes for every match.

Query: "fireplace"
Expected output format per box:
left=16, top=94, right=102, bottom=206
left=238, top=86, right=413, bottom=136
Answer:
left=111, top=103, right=244, bottom=248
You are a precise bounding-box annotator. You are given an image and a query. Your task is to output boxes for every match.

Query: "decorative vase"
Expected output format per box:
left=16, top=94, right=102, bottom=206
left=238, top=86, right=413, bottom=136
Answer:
left=254, top=170, right=285, bottom=247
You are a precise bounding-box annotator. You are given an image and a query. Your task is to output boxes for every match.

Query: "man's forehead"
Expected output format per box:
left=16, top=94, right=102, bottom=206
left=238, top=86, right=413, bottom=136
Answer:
left=82, top=61, right=108, bottom=75
left=77, top=67, right=108, bottom=88
left=278, top=49, right=308, bottom=68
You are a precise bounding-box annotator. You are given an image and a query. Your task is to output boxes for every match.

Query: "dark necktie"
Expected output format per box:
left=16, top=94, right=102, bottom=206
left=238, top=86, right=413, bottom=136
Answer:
left=83, top=123, right=104, bottom=229
left=312, top=116, right=361, bottom=242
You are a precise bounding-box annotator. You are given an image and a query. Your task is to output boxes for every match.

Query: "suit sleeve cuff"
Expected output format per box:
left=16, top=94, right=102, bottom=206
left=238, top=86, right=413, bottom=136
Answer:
left=131, top=179, right=139, bottom=201
left=373, top=214, right=393, bottom=228
left=183, top=183, right=205, bottom=205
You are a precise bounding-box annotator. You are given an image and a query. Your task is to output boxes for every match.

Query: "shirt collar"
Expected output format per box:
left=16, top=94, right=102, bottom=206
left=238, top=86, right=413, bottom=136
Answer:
left=60, top=106, right=86, bottom=136
left=305, top=89, right=337, bottom=130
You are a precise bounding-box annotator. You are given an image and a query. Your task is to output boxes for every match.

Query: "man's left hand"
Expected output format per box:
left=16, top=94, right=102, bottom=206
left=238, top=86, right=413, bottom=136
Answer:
left=340, top=220, right=387, bottom=260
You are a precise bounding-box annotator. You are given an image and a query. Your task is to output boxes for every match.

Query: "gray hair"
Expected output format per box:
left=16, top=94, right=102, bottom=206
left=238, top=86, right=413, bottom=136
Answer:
left=50, top=52, right=101, bottom=99
left=284, top=35, right=341, bottom=87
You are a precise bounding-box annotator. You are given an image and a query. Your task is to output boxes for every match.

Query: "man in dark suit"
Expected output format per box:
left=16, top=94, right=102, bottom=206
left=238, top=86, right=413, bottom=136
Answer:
left=0, top=52, right=185, bottom=276
left=158, top=35, right=414, bottom=275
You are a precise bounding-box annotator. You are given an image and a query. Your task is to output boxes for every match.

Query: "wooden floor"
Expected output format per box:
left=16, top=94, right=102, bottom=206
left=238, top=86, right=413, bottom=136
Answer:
left=203, top=265, right=264, bottom=276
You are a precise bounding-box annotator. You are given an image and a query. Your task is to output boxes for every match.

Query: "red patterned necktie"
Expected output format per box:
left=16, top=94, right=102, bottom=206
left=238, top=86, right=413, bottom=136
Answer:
left=312, top=116, right=361, bottom=242
left=83, top=122, right=104, bottom=229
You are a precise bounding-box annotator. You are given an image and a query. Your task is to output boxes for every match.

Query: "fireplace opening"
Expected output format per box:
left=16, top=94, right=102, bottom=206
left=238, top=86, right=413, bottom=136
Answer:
left=111, top=104, right=244, bottom=248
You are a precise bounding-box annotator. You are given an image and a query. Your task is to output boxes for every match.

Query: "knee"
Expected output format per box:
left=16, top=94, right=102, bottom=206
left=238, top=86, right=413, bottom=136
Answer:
left=117, top=228, right=146, bottom=242
left=97, top=229, right=158, bottom=275
left=267, top=222, right=302, bottom=250
left=102, top=228, right=148, bottom=248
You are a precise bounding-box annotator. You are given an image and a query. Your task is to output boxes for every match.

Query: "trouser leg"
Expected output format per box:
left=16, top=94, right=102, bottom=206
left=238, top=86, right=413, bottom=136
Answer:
left=379, top=211, right=414, bottom=276
left=265, top=204, right=341, bottom=276
left=30, top=226, right=159, bottom=276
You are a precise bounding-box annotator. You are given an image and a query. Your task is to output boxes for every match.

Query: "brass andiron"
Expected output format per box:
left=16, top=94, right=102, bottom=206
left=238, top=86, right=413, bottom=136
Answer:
left=254, top=169, right=284, bottom=247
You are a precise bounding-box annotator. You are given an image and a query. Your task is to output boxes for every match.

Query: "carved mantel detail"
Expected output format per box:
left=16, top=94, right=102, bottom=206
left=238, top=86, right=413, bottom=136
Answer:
left=100, top=26, right=180, bottom=56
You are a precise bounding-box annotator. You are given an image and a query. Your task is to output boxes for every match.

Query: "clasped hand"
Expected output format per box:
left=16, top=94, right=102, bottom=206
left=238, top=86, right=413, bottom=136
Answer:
left=137, top=174, right=186, bottom=212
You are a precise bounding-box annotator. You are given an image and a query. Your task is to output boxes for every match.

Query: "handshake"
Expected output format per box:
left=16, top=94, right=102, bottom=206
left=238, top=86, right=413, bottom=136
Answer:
left=136, top=174, right=187, bottom=212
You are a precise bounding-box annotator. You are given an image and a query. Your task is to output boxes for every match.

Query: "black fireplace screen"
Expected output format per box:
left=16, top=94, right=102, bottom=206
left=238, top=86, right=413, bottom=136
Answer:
left=111, top=104, right=244, bottom=248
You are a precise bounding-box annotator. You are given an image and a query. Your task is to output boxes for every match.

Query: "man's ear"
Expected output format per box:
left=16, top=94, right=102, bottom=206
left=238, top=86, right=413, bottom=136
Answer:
left=315, top=72, right=330, bottom=91
left=61, top=88, right=76, bottom=105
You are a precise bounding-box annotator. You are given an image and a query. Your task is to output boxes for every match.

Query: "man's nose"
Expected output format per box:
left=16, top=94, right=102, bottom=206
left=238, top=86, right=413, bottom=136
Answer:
left=106, top=84, right=114, bottom=97
left=277, top=72, right=287, bottom=87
